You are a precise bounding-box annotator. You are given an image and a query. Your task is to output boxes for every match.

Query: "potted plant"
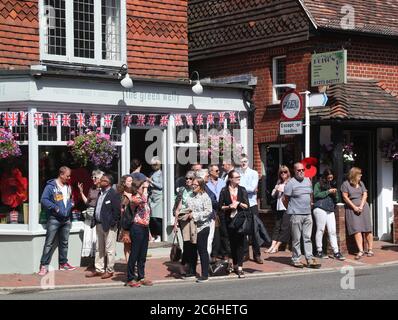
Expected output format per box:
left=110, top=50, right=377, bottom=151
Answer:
left=67, top=129, right=118, bottom=168
left=342, top=143, right=356, bottom=164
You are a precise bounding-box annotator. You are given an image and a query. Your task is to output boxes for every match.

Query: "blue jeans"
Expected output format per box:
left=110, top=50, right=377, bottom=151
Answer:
left=127, top=224, right=149, bottom=282
left=40, top=216, right=72, bottom=266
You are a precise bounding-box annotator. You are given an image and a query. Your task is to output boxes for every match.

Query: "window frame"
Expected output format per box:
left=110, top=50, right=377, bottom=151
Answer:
left=39, top=0, right=127, bottom=67
left=272, top=55, right=287, bottom=104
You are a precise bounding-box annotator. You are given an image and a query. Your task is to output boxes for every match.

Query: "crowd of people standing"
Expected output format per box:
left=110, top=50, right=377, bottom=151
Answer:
left=36, top=155, right=375, bottom=286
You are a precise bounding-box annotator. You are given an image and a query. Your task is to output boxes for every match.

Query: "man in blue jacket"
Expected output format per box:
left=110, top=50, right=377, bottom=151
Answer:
left=38, top=166, right=76, bottom=276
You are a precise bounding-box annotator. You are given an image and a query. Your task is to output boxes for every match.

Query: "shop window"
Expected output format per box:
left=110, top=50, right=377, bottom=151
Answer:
left=0, top=146, right=29, bottom=225
left=103, top=115, right=122, bottom=142
left=38, top=145, right=121, bottom=224
left=40, top=0, right=126, bottom=66
left=38, top=113, right=58, bottom=141
left=272, top=56, right=287, bottom=104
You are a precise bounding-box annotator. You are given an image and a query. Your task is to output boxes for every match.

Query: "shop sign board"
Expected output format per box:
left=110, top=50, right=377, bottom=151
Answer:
left=280, top=121, right=303, bottom=135
left=311, top=50, right=347, bottom=86
left=280, top=89, right=302, bottom=120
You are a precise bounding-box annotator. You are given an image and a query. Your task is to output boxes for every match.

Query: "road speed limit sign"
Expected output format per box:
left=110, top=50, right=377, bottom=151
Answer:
left=280, top=90, right=302, bottom=120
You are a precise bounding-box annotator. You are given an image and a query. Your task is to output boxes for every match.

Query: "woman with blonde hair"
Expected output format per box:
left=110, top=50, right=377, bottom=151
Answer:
left=266, top=165, right=291, bottom=254
left=341, top=167, right=374, bottom=260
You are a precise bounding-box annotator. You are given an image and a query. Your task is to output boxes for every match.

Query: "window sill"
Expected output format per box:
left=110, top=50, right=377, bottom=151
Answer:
left=0, top=221, right=85, bottom=236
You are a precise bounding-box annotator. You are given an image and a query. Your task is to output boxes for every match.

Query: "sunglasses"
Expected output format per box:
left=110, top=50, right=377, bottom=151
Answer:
left=185, top=177, right=193, bottom=180
left=296, top=169, right=305, bottom=172
left=280, top=171, right=288, bottom=174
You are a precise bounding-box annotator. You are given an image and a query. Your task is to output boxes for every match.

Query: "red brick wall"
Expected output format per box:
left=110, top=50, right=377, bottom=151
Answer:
left=192, top=36, right=398, bottom=173
left=0, top=0, right=188, bottom=80
left=127, top=0, right=188, bottom=79
left=0, top=0, right=40, bottom=69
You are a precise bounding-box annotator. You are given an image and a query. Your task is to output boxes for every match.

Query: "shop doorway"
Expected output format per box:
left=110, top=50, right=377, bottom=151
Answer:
left=130, top=128, right=160, bottom=176
left=344, top=130, right=377, bottom=236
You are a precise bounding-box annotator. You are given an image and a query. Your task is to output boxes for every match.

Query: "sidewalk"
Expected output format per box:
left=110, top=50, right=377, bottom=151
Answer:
left=1, top=241, right=398, bottom=294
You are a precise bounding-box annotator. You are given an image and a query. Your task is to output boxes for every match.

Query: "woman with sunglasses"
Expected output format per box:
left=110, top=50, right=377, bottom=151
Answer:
left=218, top=170, right=249, bottom=278
left=78, top=170, right=104, bottom=259
left=267, top=165, right=291, bottom=254
left=116, top=174, right=134, bottom=262
left=173, top=171, right=195, bottom=276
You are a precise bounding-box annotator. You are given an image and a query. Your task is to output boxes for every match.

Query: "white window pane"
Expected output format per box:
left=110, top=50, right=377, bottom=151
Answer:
left=102, top=0, right=121, bottom=61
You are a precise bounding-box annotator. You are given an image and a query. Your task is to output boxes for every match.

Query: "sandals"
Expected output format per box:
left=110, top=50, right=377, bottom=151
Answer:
left=355, top=251, right=364, bottom=260
left=366, top=250, right=375, bottom=257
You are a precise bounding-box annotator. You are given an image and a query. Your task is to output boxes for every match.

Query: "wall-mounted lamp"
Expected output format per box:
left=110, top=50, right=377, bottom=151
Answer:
left=190, top=71, right=203, bottom=95
left=118, top=64, right=133, bottom=89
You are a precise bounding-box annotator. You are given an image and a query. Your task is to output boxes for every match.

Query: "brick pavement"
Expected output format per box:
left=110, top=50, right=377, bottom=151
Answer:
left=0, top=241, right=397, bottom=293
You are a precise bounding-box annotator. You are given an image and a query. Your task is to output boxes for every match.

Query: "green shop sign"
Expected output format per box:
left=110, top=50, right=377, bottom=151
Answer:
left=311, top=50, right=347, bottom=86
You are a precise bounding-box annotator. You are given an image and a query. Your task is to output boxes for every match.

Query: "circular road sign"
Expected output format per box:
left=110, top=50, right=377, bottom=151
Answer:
left=280, top=89, right=303, bottom=120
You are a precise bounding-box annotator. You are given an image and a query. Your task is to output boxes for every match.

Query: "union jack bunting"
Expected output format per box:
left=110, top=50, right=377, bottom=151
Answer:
left=136, top=115, right=146, bottom=127
left=89, top=114, right=98, bottom=127
left=49, top=113, right=58, bottom=127
left=123, top=114, right=132, bottom=127
left=76, top=113, right=86, bottom=127
left=160, top=115, right=169, bottom=127
left=19, top=111, right=27, bottom=125
left=206, top=113, right=214, bottom=125
left=62, top=114, right=71, bottom=127
left=185, top=114, right=193, bottom=126
left=218, top=112, right=226, bottom=124
left=8, top=112, right=18, bottom=127
left=196, top=113, right=204, bottom=126
left=229, top=111, right=237, bottom=124
left=147, top=115, right=156, bottom=127
left=104, top=114, right=113, bottom=128
left=2, top=112, right=10, bottom=127
left=174, top=114, right=183, bottom=126
left=34, top=113, right=43, bottom=126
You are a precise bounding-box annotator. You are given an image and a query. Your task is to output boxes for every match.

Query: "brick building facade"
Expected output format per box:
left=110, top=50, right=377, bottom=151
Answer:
left=189, top=0, right=398, bottom=248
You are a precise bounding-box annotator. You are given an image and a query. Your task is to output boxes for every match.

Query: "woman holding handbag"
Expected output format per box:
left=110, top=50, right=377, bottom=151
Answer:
left=266, top=165, right=291, bottom=254
left=218, top=170, right=249, bottom=278
left=186, top=177, right=213, bottom=283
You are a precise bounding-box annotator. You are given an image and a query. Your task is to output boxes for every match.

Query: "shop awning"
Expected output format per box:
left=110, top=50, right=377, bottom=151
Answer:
left=310, top=78, right=398, bottom=122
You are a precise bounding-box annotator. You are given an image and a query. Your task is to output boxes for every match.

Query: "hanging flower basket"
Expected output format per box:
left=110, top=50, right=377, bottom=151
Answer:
left=0, top=128, right=21, bottom=159
left=67, top=129, right=117, bottom=168
left=380, top=139, right=398, bottom=161
left=199, top=130, right=244, bottom=163
left=343, top=143, right=356, bottom=163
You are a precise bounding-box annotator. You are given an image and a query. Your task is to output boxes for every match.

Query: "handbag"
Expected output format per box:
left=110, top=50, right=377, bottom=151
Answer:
left=120, top=203, right=136, bottom=231
left=229, top=209, right=252, bottom=235
left=170, top=232, right=182, bottom=262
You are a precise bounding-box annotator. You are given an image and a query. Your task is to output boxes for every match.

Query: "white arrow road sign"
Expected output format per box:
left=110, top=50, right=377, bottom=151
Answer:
left=308, top=93, right=328, bottom=107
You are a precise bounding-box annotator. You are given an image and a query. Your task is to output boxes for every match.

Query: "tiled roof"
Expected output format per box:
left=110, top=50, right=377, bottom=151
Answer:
left=310, top=78, right=398, bottom=122
left=188, top=0, right=309, bottom=60
left=301, top=0, right=398, bottom=37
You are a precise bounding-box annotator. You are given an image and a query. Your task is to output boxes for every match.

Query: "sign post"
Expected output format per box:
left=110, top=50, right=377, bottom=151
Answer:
left=280, top=89, right=304, bottom=137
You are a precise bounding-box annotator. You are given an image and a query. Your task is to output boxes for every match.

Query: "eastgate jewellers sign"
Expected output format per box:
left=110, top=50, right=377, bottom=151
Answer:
left=311, top=50, right=347, bottom=86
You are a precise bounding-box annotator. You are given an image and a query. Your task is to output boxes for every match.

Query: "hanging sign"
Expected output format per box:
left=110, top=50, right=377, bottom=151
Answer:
left=311, top=50, right=347, bottom=86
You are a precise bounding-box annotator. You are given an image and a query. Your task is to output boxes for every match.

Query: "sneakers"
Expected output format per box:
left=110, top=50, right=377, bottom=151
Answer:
left=139, top=278, right=153, bottom=286
left=38, top=265, right=48, bottom=276
left=292, top=261, right=304, bottom=268
left=237, top=270, right=245, bottom=278
left=307, top=258, right=321, bottom=269
left=315, top=251, right=328, bottom=259
left=59, top=263, right=76, bottom=271
left=127, top=280, right=141, bottom=288
left=196, top=277, right=209, bottom=283
left=332, top=252, right=346, bottom=261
